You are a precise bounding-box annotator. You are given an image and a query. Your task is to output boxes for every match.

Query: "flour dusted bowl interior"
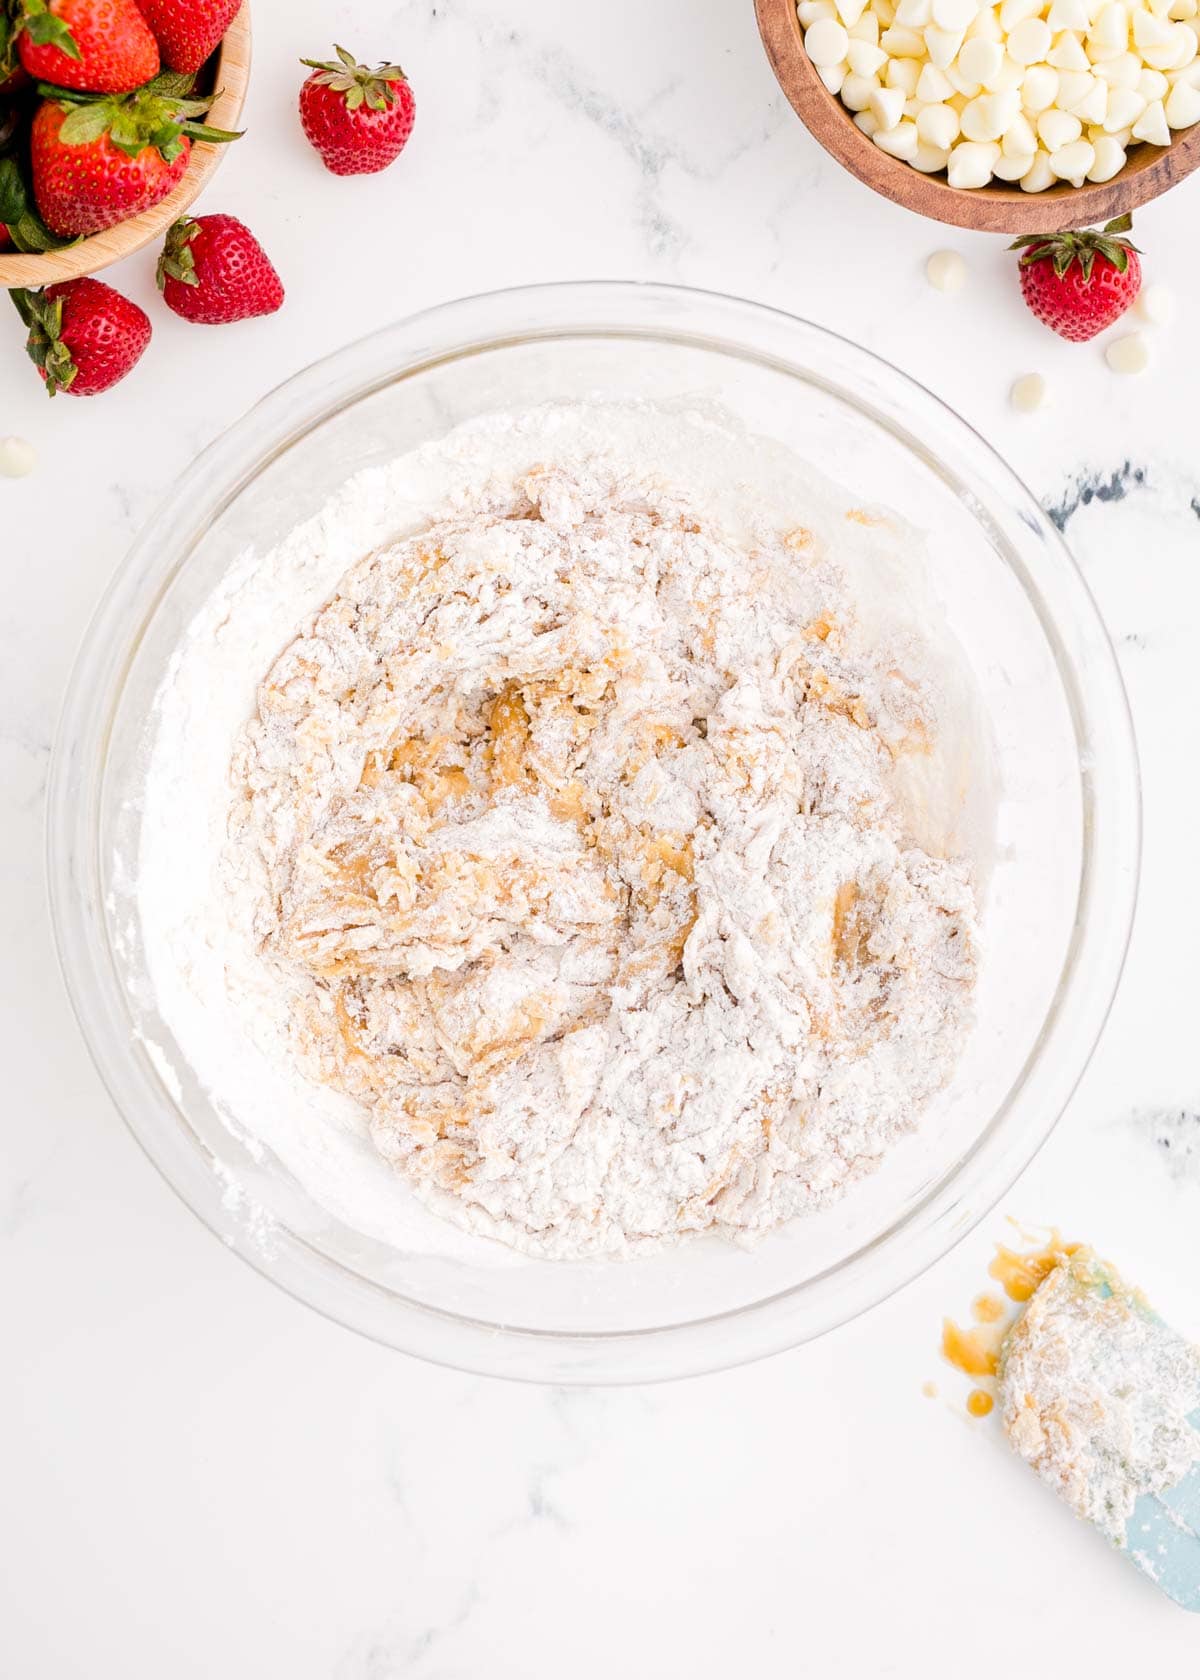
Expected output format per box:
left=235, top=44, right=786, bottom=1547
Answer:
left=49, top=284, right=1139, bottom=1382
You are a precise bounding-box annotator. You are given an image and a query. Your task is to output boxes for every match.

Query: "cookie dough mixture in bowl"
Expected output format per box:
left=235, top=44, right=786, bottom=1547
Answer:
left=220, top=423, right=977, bottom=1259
left=51, top=285, right=1137, bottom=1379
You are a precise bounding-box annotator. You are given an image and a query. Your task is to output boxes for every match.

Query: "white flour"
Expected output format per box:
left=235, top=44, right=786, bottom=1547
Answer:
left=1000, top=1248, right=1200, bottom=1545
left=139, top=401, right=983, bottom=1260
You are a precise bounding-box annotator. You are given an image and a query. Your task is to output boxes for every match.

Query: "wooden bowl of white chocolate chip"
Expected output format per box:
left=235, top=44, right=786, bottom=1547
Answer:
left=756, top=0, right=1200, bottom=231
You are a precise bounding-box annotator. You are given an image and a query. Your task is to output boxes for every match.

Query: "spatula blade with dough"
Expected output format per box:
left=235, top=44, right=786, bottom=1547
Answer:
left=998, top=1247, right=1200, bottom=1611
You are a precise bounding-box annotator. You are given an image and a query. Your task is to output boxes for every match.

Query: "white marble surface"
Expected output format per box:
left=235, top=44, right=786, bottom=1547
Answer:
left=3, top=0, right=1200, bottom=1672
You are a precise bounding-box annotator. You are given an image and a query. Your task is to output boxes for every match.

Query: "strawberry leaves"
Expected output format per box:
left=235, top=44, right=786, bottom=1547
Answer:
left=37, top=70, right=242, bottom=161
left=9, top=282, right=77, bottom=392
left=300, top=43, right=407, bottom=112
left=155, top=212, right=199, bottom=286
left=1010, top=215, right=1140, bottom=285
left=11, top=0, right=82, bottom=63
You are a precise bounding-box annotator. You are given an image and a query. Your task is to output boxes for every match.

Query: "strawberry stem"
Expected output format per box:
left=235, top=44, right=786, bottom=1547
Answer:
left=1009, top=216, right=1140, bottom=284
left=39, top=73, right=244, bottom=162
left=10, top=284, right=76, bottom=396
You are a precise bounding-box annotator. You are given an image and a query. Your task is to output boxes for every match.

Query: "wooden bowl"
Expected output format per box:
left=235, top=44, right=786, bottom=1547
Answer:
left=756, top=0, right=1200, bottom=232
left=0, top=4, right=251, bottom=289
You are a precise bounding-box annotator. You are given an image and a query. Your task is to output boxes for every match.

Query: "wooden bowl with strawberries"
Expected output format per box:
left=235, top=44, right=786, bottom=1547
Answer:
left=0, top=1, right=250, bottom=290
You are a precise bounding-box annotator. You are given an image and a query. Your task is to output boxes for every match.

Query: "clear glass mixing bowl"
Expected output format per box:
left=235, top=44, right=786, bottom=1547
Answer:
left=47, top=283, right=1140, bottom=1383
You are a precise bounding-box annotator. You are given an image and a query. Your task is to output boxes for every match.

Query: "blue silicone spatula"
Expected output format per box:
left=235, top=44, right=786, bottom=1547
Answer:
left=997, top=1246, right=1200, bottom=1612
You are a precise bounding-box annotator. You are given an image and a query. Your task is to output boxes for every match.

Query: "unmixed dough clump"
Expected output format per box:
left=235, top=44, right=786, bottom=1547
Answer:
left=226, top=459, right=977, bottom=1257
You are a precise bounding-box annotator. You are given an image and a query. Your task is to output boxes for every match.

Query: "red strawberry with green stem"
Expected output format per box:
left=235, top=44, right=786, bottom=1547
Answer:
left=136, top=0, right=240, bottom=75
left=299, top=45, right=414, bottom=176
left=31, top=73, right=241, bottom=236
left=157, top=212, right=284, bottom=323
left=1010, top=216, right=1142, bottom=344
left=16, top=0, right=160, bottom=95
left=11, top=275, right=150, bottom=394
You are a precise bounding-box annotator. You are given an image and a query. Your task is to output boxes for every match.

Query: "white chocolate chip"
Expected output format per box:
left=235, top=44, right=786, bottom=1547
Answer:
left=1092, top=3, right=1130, bottom=51
left=1010, top=372, right=1049, bottom=411
left=930, top=0, right=977, bottom=29
left=1020, top=148, right=1058, bottom=187
left=0, top=435, right=36, bottom=478
left=1048, top=0, right=1090, bottom=28
left=1008, top=15, right=1053, bottom=59
left=968, top=8, right=1005, bottom=40
left=1104, top=83, right=1147, bottom=124
left=1056, top=67, right=1096, bottom=106
left=946, top=137, right=1001, bottom=182
left=799, top=0, right=838, bottom=21
left=874, top=115, right=921, bottom=153
left=915, top=60, right=955, bottom=97
left=1075, top=77, right=1111, bottom=118
left=993, top=147, right=1037, bottom=174
left=1022, top=64, right=1061, bottom=108
left=1087, top=131, right=1129, bottom=174
left=959, top=36, right=1005, bottom=80
left=1000, top=0, right=1042, bottom=28
left=819, top=61, right=849, bottom=90
left=1038, top=105, right=1083, bottom=144
left=911, top=139, right=953, bottom=166
left=918, top=99, right=962, bottom=141
left=924, top=22, right=967, bottom=63
left=1105, top=332, right=1150, bottom=374
left=847, top=35, right=889, bottom=71
left=1136, top=281, right=1174, bottom=323
left=1131, top=94, right=1172, bottom=137
left=1048, top=31, right=1092, bottom=69
left=1165, top=75, right=1200, bottom=119
left=880, top=22, right=927, bottom=51
left=841, top=69, right=881, bottom=107
left=1095, top=51, right=1142, bottom=87
left=835, top=0, right=871, bottom=24
left=926, top=247, right=968, bottom=290
left=886, top=55, right=923, bottom=90
left=895, top=0, right=934, bottom=25
left=1003, top=110, right=1039, bottom=150
left=806, top=17, right=851, bottom=63
left=870, top=82, right=908, bottom=125
left=854, top=107, right=881, bottom=131
left=1048, top=136, right=1097, bottom=174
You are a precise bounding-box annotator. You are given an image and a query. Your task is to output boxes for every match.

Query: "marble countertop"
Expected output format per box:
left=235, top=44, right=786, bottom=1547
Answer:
left=3, top=0, right=1199, bottom=1672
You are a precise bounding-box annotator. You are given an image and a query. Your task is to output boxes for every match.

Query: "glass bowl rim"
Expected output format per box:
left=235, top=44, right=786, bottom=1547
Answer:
left=45, top=280, right=1142, bottom=1384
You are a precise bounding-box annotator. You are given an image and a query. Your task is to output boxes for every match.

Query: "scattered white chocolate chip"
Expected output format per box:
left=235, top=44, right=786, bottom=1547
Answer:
left=0, top=435, right=36, bottom=478
left=926, top=247, right=968, bottom=291
left=1010, top=372, right=1049, bottom=411
left=1136, top=281, right=1174, bottom=323
left=1105, top=331, right=1151, bottom=373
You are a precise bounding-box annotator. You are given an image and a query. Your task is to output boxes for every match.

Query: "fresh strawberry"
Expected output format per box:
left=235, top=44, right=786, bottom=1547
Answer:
left=11, top=276, right=150, bottom=395
left=16, top=0, right=159, bottom=95
left=299, top=45, right=414, bottom=176
left=136, top=0, right=240, bottom=74
left=156, top=212, right=284, bottom=324
left=0, top=220, right=10, bottom=246
left=31, top=74, right=241, bottom=236
left=1010, top=216, right=1142, bottom=343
